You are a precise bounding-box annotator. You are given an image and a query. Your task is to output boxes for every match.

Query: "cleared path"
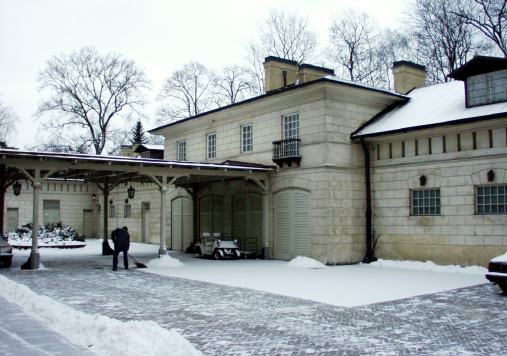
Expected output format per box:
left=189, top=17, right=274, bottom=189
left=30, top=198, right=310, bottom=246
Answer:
left=1, top=251, right=506, bottom=355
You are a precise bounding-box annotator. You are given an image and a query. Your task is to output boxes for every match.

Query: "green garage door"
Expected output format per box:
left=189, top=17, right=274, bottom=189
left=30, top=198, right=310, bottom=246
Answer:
left=200, top=195, right=224, bottom=237
left=171, top=197, right=193, bottom=251
left=274, top=189, right=311, bottom=260
left=234, top=193, right=263, bottom=251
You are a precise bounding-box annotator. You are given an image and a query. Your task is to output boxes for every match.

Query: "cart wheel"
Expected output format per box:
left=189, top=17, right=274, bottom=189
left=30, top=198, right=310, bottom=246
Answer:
left=213, top=250, right=222, bottom=260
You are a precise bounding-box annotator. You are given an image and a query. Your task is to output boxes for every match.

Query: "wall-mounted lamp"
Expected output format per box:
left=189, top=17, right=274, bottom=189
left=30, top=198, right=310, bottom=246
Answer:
left=487, top=169, right=495, bottom=182
left=128, top=185, right=135, bottom=199
left=92, top=194, right=97, bottom=201
left=13, top=181, right=21, bottom=196
left=125, top=199, right=129, bottom=204
left=109, top=200, right=113, bottom=205
left=419, top=175, right=427, bottom=186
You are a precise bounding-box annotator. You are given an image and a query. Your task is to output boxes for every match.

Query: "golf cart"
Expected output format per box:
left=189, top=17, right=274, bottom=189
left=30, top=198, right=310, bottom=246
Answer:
left=196, top=232, right=241, bottom=260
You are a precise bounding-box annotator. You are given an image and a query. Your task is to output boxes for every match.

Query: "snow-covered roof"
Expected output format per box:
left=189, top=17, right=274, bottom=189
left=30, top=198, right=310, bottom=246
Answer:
left=136, top=144, right=164, bottom=151
left=352, top=81, right=507, bottom=138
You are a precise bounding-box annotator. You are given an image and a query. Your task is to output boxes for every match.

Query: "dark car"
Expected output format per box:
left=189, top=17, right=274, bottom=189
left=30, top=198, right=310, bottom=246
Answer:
left=486, top=253, right=507, bottom=293
left=0, top=236, right=13, bottom=268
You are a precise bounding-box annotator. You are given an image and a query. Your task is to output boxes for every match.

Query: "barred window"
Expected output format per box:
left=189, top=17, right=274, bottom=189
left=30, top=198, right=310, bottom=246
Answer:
left=411, top=189, right=441, bottom=215
left=477, top=186, right=507, bottom=214
left=207, top=133, right=216, bottom=159
left=109, top=205, right=116, bottom=218
left=242, top=125, right=253, bottom=152
left=124, top=204, right=131, bottom=218
left=177, top=141, right=186, bottom=161
left=283, top=113, right=299, bottom=140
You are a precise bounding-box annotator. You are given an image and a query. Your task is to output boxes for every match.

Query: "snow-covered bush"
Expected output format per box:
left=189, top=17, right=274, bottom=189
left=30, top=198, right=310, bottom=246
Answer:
left=3, top=223, right=85, bottom=247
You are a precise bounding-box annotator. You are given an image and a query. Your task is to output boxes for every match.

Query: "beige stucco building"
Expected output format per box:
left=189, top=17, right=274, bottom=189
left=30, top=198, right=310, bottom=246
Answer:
left=4, top=56, right=507, bottom=267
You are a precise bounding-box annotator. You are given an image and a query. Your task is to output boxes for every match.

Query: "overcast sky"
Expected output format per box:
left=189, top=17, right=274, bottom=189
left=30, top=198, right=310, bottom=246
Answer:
left=0, top=0, right=407, bottom=149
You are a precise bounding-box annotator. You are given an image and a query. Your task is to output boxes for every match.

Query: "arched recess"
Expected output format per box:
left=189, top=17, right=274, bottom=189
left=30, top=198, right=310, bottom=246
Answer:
left=274, top=188, right=311, bottom=261
left=234, top=193, right=263, bottom=251
left=171, top=197, right=193, bottom=251
left=199, top=195, right=224, bottom=237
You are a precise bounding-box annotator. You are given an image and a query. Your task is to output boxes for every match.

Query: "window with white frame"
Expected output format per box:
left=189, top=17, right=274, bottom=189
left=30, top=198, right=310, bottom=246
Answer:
left=476, top=185, right=507, bottom=214
left=124, top=204, right=131, bottom=218
left=242, top=125, right=253, bottom=152
left=177, top=141, right=186, bottom=161
left=467, top=70, right=507, bottom=107
left=283, top=113, right=299, bottom=140
left=207, top=133, right=216, bottom=159
left=411, top=189, right=441, bottom=215
left=109, top=205, right=116, bottom=218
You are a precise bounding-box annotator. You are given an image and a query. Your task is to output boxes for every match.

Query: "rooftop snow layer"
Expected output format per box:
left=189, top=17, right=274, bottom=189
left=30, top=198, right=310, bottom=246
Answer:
left=353, top=81, right=507, bottom=137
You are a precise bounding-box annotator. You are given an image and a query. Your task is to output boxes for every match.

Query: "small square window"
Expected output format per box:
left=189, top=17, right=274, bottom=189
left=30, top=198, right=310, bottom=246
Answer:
left=476, top=185, right=507, bottom=214
left=124, top=205, right=131, bottom=218
left=242, top=125, right=253, bottom=152
left=411, top=189, right=441, bottom=215
left=207, top=133, right=216, bottom=159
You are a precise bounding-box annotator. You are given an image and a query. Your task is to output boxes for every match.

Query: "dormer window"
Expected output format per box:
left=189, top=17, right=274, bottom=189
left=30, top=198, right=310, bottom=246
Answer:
left=467, top=69, right=507, bottom=107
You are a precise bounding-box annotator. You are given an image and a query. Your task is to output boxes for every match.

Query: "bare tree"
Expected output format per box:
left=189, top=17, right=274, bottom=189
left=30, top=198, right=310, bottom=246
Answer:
left=36, top=47, right=151, bottom=155
left=0, top=97, right=18, bottom=146
left=454, top=0, right=507, bottom=57
left=375, top=29, right=417, bottom=90
left=245, top=9, right=319, bottom=95
left=406, top=0, right=486, bottom=83
left=327, top=8, right=380, bottom=85
left=156, top=62, right=215, bottom=125
left=212, top=65, right=252, bottom=106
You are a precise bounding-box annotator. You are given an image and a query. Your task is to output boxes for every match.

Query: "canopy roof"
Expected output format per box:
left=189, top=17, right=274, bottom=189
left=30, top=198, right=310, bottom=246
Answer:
left=0, top=149, right=274, bottom=188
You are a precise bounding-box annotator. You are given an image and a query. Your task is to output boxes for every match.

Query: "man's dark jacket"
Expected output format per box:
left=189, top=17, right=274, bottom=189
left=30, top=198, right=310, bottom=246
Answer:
left=111, top=228, right=130, bottom=251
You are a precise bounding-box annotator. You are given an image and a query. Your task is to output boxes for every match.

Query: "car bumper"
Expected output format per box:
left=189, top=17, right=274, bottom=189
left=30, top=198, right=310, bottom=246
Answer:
left=486, top=272, right=507, bottom=284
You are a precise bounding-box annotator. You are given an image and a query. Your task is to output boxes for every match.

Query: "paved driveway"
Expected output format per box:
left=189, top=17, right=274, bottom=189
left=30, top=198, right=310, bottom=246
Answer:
left=1, top=251, right=506, bottom=355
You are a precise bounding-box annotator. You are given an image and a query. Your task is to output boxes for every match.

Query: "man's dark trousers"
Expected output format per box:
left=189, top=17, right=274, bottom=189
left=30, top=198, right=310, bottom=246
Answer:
left=113, top=247, right=129, bottom=270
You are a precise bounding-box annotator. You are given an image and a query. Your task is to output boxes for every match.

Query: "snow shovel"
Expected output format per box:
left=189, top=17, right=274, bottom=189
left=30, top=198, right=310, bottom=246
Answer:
left=127, top=253, right=148, bottom=268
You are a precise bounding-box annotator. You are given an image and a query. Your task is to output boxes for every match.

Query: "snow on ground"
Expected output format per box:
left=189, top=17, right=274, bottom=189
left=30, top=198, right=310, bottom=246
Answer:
left=0, top=273, right=201, bottom=356
left=287, top=256, right=328, bottom=269
left=147, top=254, right=185, bottom=267
left=11, top=239, right=488, bottom=308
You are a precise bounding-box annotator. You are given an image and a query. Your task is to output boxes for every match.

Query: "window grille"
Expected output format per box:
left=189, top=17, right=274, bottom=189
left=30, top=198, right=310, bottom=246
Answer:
left=411, top=189, right=441, bottom=215
left=177, top=141, right=186, bottom=161
left=242, top=125, right=253, bottom=152
left=467, top=70, right=507, bottom=107
left=477, top=185, right=507, bottom=214
left=283, top=113, right=299, bottom=140
left=207, top=133, right=216, bottom=159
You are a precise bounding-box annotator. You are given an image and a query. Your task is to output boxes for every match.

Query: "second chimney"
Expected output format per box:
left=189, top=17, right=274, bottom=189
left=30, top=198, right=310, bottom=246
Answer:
left=392, top=61, right=427, bottom=95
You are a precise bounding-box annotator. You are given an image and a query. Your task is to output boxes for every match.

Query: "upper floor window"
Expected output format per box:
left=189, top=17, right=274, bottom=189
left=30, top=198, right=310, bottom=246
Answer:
left=411, top=189, right=441, bottom=215
left=177, top=141, right=186, bottom=161
left=283, top=113, right=299, bottom=140
left=207, top=133, right=216, bottom=159
left=242, top=125, right=253, bottom=152
left=477, top=185, right=507, bottom=214
left=467, top=69, right=507, bottom=107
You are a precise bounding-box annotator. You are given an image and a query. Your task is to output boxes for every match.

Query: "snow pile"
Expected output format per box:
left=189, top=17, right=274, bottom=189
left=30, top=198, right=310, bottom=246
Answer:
left=5, top=223, right=85, bottom=247
left=0, top=275, right=201, bottom=356
left=147, top=254, right=185, bottom=268
left=287, top=256, right=328, bottom=269
left=491, top=252, right=507, bottom=263
left=369, top=259, right=487, bottom=275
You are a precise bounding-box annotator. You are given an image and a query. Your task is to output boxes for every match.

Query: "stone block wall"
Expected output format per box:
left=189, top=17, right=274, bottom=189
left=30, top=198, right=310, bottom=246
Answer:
left=370, top=125, right=507, bottom=266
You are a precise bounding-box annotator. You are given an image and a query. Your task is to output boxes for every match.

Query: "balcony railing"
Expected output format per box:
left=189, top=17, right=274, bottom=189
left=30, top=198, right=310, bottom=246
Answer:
left=272, top=139, right=301, bottom=167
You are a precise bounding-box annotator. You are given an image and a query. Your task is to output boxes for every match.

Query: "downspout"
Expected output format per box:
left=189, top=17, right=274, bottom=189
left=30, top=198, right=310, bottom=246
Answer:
left=361, top=138, right=376, bottom=263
